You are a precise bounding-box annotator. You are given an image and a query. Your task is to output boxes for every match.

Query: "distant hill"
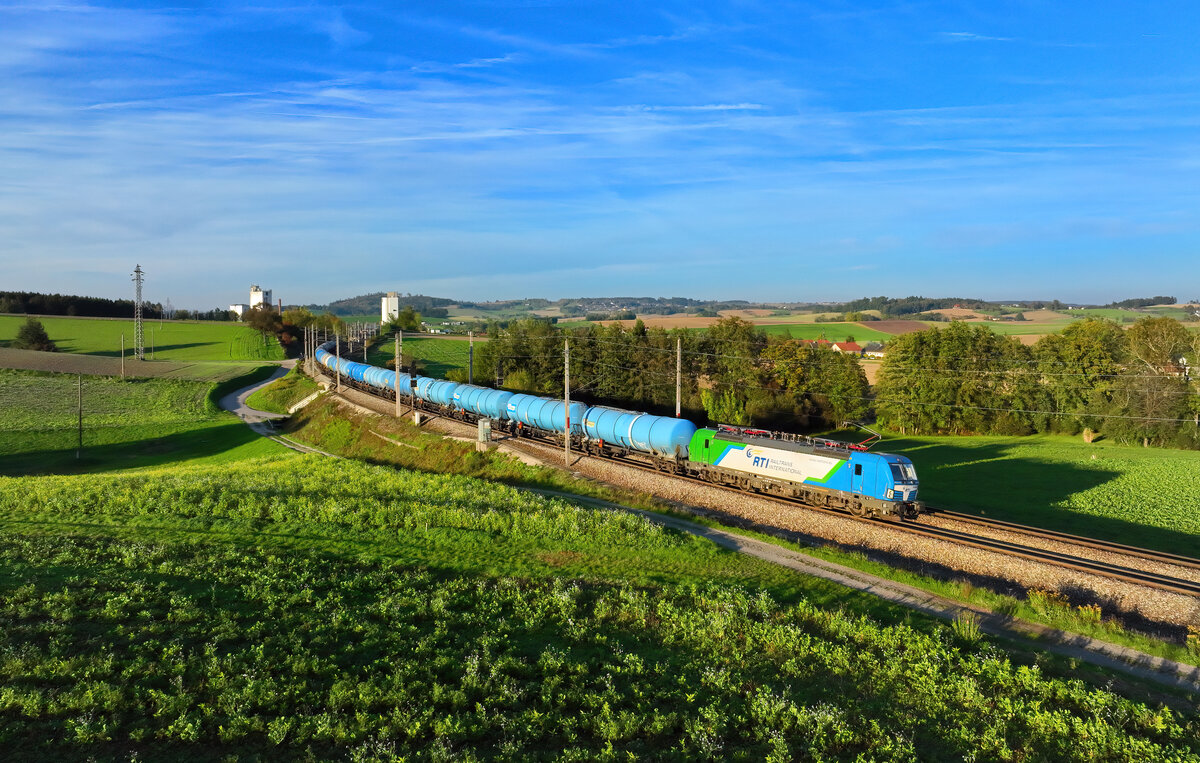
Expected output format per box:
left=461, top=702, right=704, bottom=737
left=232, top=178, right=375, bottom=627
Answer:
left=304, top=293, right=454, bottom=318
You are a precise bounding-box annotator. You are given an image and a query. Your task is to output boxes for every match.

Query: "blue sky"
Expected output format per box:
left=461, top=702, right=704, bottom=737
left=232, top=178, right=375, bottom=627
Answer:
left=1, top=1, right=1198, bottom=308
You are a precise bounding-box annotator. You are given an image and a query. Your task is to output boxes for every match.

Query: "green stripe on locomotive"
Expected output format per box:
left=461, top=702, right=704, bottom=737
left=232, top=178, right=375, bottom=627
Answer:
left=687, top=428, right=851, bottom=487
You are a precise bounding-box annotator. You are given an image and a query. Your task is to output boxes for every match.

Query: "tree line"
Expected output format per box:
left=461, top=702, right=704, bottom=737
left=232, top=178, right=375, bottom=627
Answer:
left=876, top=318, right=1200, bottom=448
left=0, top=291, right=238, bottom=321
left=475, top=317, right=870, bottom=431
left=478, top=316, right=1200, bottom=449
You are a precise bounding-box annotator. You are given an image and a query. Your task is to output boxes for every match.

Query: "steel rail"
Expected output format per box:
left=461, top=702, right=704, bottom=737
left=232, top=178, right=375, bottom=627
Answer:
left=927, top=508, right=1200, bottom=571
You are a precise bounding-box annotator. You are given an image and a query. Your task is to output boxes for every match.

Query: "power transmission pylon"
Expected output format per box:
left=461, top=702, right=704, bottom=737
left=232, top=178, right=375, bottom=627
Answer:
left=132, top=265, right=145, bottom=360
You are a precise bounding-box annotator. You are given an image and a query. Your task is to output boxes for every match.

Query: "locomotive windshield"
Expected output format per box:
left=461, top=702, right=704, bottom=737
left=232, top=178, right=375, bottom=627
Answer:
left=889, top=463, right=917, bottom=483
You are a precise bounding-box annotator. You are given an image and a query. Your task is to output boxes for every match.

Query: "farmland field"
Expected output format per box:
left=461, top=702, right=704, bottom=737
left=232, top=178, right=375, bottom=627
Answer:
left=0, top=315, right=284, bottom=361
left=757, top=322, right=896, bottom=343
left=0, top=346, right=271, bottom=382
left=1, top=454, right=1197, bottom=760
left=877, top=433, right=1200, bottom=556
left=0, top=369, right=284, bottom=474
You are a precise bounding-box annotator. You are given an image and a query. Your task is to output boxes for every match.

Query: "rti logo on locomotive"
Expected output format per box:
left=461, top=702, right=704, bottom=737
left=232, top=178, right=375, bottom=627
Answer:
left=745, top=447, right=771, bottom=468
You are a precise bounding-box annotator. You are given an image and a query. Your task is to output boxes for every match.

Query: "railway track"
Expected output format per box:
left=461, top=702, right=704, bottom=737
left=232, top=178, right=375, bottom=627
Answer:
left=582, top=447, right=1200, bottom=598
left=927, top=508, right=1200, bottom=572
left=315, top=368, right=1200, bottom=599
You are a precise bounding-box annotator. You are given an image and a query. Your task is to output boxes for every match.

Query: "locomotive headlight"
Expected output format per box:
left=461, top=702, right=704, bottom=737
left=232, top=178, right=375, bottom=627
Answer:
left=886, top=488, right=894, bottom=499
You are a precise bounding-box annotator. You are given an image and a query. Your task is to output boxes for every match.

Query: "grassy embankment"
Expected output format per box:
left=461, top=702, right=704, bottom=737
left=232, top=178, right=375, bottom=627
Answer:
left=0, top=315, right=284, bottom=363
left=243, top=365, right=321, bottom=414
left=2, top=368, right=1199, bottom=757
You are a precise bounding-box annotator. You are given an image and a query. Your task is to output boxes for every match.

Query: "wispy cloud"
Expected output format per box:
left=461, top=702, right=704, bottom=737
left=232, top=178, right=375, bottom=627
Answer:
left=630, top=103, right=767, bottom=112
left=942, top=32, right=1014, bottom=43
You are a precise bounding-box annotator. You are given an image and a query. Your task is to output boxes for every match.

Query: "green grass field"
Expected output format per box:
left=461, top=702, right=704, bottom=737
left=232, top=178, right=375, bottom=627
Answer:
left=0, top=369, right=285, bottom=475
left=1063, top=308, right=1142, bottom=323
left=758, top=322, right=897, bottom=343
left=970, top=321, right=1064, bottom=336
left=871, top=432, right=1200, bottom=556
left=0, top=315, right=285, bottom=361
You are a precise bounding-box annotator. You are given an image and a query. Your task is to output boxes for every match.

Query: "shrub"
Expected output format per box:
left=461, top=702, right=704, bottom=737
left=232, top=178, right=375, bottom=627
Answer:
left=12, top=317, right=57, bottom=352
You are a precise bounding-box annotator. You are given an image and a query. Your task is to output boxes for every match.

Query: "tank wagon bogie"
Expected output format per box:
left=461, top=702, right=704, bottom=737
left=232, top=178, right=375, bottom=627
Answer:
left=312, top=341, right=921, bottom=520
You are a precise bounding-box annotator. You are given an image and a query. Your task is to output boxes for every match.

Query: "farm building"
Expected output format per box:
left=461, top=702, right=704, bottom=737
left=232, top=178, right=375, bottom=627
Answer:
left=382, top=292, right=400, bottom=324
left=831, top=341, right=863, bottom=355
left=249, top=285, right=273, bottom=310
left=862, top=342, right=886, bottom=358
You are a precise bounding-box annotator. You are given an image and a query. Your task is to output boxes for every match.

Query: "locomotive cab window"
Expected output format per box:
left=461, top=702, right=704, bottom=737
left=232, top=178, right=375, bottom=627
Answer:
left=889, top=463, right=917, bottom=483
left=854, top=464, right=862, bottom=476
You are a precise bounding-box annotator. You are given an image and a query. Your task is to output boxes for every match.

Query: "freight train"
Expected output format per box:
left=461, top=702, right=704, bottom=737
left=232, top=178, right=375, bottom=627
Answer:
left=314, top=341, right=923, bottom=519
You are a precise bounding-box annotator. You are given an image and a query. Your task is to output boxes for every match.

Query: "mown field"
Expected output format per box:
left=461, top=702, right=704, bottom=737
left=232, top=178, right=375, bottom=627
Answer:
left=0, top=315, right=284, bottom=362
left=2, top=454, right=1198, bottom=760
left=0, top=369, right=283, bottom=475
left=877, top=433, right=1200, bottom=556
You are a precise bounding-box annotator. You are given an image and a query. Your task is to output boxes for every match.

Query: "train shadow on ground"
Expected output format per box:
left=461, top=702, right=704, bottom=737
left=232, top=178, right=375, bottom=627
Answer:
left=877, top=438, right=1200, bottom=559
left=48, top=341, right=213, bottom=358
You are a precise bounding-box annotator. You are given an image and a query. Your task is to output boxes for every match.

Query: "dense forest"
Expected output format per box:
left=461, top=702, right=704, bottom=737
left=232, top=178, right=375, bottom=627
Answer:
left=0, top=291, right=237, bottom=321
left=480, top=316, right=1200, bottom=449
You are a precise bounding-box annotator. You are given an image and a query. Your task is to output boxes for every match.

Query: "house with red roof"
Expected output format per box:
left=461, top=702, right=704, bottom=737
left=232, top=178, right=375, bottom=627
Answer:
left=831, top=341, right=862, bottom=355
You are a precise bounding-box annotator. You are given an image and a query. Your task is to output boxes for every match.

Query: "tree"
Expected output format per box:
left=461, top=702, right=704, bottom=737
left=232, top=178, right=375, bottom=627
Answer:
left=763, top=342, right=870, bottom=426
left=1033, top=318, right=1128, bottom=433
left=12, top=317, right=56, bottom=351
left=875, top=322, right=1037, bottom=435
left=1125, top=316, right=1191, bottom=373
left=395, top=306, right=422, bottom=332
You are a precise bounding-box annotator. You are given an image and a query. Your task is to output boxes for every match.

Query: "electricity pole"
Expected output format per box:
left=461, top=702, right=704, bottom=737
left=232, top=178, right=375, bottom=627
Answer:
left=120, top=334, right=125, bottom=379
left=76, top=373, right=82, bottom=459
left=468, top=331, right=474, bottom=385
left=676, top=336, right=682, bottom=417
left=564, top=339, right=571, bottom=466
left=335, top=334, right=342, bottom=393
left=394, top=330, right=401, bottom=419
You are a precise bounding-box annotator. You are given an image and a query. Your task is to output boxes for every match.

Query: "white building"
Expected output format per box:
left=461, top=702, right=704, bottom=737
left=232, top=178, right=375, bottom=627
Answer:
left=382, top=292, right=400, bottom=323
left=229, top=303, right=250, bottom=318
left=250, top=285, right=273, bottom=310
